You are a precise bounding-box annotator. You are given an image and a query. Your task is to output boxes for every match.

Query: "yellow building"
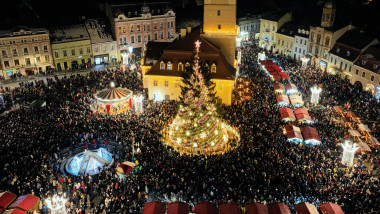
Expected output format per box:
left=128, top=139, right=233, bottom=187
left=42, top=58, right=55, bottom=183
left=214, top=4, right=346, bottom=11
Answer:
left=275, top=23, right=297, bottom=56
left=50, top=25, right=93, bottom=71
left=143, top=29, right=235, bottom=105
left=259, top=12, right=292, bottom=52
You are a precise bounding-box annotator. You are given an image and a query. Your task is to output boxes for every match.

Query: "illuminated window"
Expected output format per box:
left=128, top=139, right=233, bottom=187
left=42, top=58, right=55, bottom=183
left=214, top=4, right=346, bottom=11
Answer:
left=123, top=27, right=125, bottom=33
left=153, top=80, right=158, bottom=86
left=130, top=25, right=134, bottom=32
left=211, top=63, right=216, bottom=73
left=178, top=62, right=183, bottom=71
left=175, top=81, right=181, bottom=88
left=165, top=81, right=169, bottom=87
left=185, top=62, right=190, bottom=68
left=160, top=61, right=165, bottom=70
left=167, top=62, right=172, bottom=70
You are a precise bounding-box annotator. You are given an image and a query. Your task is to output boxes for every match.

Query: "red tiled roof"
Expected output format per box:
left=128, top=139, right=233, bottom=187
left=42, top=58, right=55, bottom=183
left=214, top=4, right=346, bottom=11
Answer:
left=167, top=201, right=189, bottom=214
left=279, top=108, right=295, bottom=120
left=0, top=192, right=17, bottom=209
left=276, top=94, right=290, bottom=104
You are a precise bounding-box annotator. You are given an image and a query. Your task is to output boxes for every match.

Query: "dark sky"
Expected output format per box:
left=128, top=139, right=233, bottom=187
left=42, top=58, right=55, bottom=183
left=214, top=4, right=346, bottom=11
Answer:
left=0, top=0, right=378, bottom=36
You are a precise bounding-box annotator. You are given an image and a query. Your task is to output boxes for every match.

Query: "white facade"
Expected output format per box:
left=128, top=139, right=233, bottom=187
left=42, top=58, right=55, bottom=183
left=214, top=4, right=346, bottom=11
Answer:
left=238, top=18, right=260, bottom=40
left=293, top=29, right=309, bottom=60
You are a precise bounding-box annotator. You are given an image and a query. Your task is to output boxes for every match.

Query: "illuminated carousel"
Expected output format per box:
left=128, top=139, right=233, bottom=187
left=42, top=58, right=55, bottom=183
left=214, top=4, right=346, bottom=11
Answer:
left=93, top=82, right=133, bottom=115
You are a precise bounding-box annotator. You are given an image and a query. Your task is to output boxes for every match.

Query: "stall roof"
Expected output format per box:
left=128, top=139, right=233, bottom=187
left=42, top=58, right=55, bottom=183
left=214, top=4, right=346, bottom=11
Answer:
left=296, top=113, right=312, bottom=122
left=272, top=65, right=282, bottom=72
left=319, top=203, right=344, bottom=214
left=369, top=136, right=379, bottom=146
left=276, top=94, right=290, bottom=105
left=348, top=129, right=361, bottom=137
left=273, top=83, right=285, bottom=92
left=285, top=125, right=301, bottom=133
left=287, top=131, right=304, bottom=141
left=347, top=111, right=359, bottom=118
left=265, top=66, right=275, bottom=72
left=0, top=192, right=17, bottom=209
left=9, top=195, right=39, bottom=212
left=294, top=108, right=309, bottom=116
left=195, top=202, right=217, bottom=214
left=358, top=124, right=371, bottom=132
left=245, top=202, right=268, bottom=214
left=143, top=201, right=166, bottom=214
left=272, top=75, right=282, bottom=81
left=279, top=108, right=295, bottom=120
left=259, top=60, right=275, bottom=65
left=358, top=142, right=371, bottom=152
left=284, top=83, right=298, bottom=94
left=269, top=72, right=279, bottom=76
left=294, top=202, right=319, bottom=214
left=278, top=72, right=289, bottom=79
left=218, top=202, right=241, bottom=214
left=268, top=203, right=291, bottom=214
left=301, top=127, right=320, bottom=143
left=289, top=94, right=303, bottom=105
left=333, top=106, right=343, bottom=113
left=2, top=209, right=27, bottom=214
left=167, top=202, right=189, bottom=214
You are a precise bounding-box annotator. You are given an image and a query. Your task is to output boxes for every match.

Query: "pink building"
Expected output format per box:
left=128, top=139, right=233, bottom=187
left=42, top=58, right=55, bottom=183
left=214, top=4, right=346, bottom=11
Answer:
left=113, top=5, right=176, bottom=64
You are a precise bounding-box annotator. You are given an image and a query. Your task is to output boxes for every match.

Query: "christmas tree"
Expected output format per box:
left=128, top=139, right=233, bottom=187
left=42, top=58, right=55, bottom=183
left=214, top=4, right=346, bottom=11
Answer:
left=167, top=40, right=240, bottom=155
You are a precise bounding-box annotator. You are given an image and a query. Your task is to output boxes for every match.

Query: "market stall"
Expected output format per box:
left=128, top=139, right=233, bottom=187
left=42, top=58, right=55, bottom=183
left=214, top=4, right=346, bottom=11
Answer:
left=245, top=202, right=268, bottom=214
left=348, top=129, right=361, bottom=139
left=278, top=72, right=290, bottom=81
left=195, top=202, right=217, bottom=214
left=143, top=201, right=166, bottom=214
left=369, top=136, right=379, bottom=147
left=8, top=195, right=39, bottom=213
left=268, top=203, right=291, bottom=214
left=358, top=123, right=371, bottom=135
left=333, top=106, right=343, bottom=114
left=94, top=82, right=133, bottom=115
left=285, top=125, right=303, bottom=143
left=294, top=202, right=318, bottom=214
left=276, top=94, right=290, bottom=106
left=218, top=202, right=241, bottom=214
left=319, top=203, right=344, bottom=214
left=167, top=201, right=189, bottom=214
left=289, top=94, right=303, bottom=107
left=358, top=142, right=371, bottom=153
left=301, top=127, right=321, bottom=145
left=285, top=83, right=298, bottom=94
left=0, top=192, right=17, bottom=210
left=273, top=83, right=285, bottom=94
left=279, top=108, right=295, bottom=122
left=294, top=108, right=312, bottom=123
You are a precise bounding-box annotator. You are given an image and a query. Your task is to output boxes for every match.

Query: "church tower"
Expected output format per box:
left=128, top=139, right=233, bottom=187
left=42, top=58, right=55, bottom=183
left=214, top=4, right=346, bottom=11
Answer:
left=202, top=0, right=237, bottom=66
left=321, top=0, right=336, bottom=28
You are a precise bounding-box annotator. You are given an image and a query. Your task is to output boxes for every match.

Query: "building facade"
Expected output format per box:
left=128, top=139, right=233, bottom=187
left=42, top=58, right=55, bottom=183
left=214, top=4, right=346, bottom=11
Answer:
left=258, top=12, right=292, bottom=52
left=50, top=25, right=93, bottom=71
left=275, top=23, right=297, bottom=56
left=113, top=5, right=176, bottom=64
left=238, top=17, right=260, bottom=41
left=0, top=26, right=54, bottom=79
left=293, top=27, right=309, bottom=60
left=85, top=19, right=117, bottom=66
left=352, top=46, right=380, bottom=99
left=327, top=30, right=378, bottom=78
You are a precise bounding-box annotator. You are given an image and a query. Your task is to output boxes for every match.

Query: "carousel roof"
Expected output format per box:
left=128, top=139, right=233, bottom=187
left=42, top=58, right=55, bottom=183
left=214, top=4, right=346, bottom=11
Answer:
left=95, top=87, right=132, bottom=103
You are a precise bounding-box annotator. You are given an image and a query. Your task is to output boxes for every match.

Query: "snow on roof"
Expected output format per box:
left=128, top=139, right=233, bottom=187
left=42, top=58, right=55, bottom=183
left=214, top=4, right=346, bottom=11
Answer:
left=50, top=24, right=90, bottom=43
left=85, top=19, right=114, bottom=44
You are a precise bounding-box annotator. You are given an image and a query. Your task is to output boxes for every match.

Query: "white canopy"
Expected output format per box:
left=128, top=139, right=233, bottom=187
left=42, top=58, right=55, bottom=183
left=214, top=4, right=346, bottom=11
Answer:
left=348, top=129, right=361, bottom=137
left=358, top=123, right=371, bottom=132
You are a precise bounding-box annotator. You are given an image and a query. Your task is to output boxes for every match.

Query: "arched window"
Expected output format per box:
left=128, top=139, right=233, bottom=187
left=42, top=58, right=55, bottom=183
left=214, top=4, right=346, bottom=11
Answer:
left=325, top=37, right=330, bottom=46
left=160, top=61, right=165, bottom=70
left=185, top=62, right=190, bottom=68
left=167, top=61, right=172, bottom=70
left=178, top=62, right=183, bottom=71
left=211, top=63, right=216, bottom=73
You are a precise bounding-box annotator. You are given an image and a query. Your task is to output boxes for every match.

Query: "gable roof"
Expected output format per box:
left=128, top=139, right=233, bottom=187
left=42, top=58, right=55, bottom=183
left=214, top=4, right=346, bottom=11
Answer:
left=143, top=41, right=174, bottom=66
left=354, top=45, right=380, bottom=74
left=144, top=29, right=236, bottom=80
left=336, top=30, right=376, bottom=50
left=277, top=23, right=298, bottom=37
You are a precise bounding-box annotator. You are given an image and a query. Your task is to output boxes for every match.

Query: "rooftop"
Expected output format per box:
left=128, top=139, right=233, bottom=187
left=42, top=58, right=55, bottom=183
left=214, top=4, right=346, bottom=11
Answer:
left=260, top=11, right=290, bottom=22
left=50, top=24, right=90, bottom=43
left=0, top=25, right=48, bottom=38
left=143, top=41, right=174, bottom=66
left=354, top=45, right=380, bottom=74
left=84, top=19, right=114, bottom=44
left=277, top=23, right=298, bottom=37
left=335, top=30, right=376, bottom=50
left=110, top=1, right=172, bottom=18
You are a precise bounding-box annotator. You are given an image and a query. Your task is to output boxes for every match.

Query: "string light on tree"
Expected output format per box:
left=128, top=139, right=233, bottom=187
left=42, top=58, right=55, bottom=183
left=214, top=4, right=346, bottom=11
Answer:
left=341, top=141, right=359, bottom=167
left=310, top=85, right=322, bottom=105
left=166, top=40, right=240, bottom=155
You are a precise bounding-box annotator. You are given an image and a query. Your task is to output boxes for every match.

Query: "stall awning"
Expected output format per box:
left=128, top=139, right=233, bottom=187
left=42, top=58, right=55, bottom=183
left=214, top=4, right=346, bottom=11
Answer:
left=319, top=203, right=344, bottom=214
left=278, top=72, right=289, bottom=80
left=268, top=203, right=291, bottom=214
left=279, top=108, right=295, bottom=121
left=9, top=195, right=39, bottom=212
left=276, top=94, right=290, bottom=105
left=287, top=131, right=304, bottom=142
left=245, top=202, right=268, bottom=214
left=167, top=202, right=189, bottom=214
left=369, top=136, right=379, bottom=146
left=289, top=94, right=303, bottom=106
left=218, top=203, right=241, bottom=214
left=284, top=83, right=298, bottom=94
left=0, top=192, right=17, bottom=209
left=358, top=142, right=371, bottom=152
left=143, top=201, right=166, bottom=214
left=333, top=106, right=343, bottom=113
left=358, top=124, right=371, bottom=132
left=285, top=125, right=301, bottom=133
left=273, top=83, right=285, bottom=93
left=195, top=202, right=217, bottom=214
left=294, top=202, right=319, bottom=214
left=301, top=127, right=321, bottom=144
left=272, top=65, right=282, bottom=72
left=348, top=129, right=361, bottom=137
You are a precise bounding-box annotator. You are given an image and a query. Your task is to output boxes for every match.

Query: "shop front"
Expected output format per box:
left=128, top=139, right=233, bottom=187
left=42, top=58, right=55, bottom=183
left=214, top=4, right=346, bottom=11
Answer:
left=320, top=60, right=327, bottom=72
left=94, top=54, right=109, bottom=65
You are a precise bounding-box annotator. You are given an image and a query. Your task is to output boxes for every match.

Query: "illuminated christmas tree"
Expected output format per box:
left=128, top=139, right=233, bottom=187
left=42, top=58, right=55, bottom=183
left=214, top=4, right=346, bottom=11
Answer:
left=167, top=40, right=240, bottom=155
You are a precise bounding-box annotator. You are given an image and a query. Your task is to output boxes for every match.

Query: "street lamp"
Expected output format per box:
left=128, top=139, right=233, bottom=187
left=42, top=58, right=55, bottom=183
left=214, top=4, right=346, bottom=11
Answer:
left=45, top=194, right=68, bottom=214
left=310, top=85, right=322, bottom=105
left=341, top=141, right=359, bottom=167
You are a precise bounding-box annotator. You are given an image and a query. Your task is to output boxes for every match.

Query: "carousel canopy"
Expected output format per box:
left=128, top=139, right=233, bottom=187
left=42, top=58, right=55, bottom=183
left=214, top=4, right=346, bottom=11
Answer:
left=95, top=87, right=132, bottom=104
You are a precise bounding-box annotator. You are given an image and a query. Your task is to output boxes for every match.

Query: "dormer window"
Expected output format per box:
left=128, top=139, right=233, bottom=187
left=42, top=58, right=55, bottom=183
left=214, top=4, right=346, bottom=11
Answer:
left=211, top=63, right=216, bottom=73
left=178, top=62, right=183, bottom=71
left=167, top=61, right=172, bottom=70
left=374, top=64, right=379, bottom=69
left=347, top=51, right=350, bottom=56
left=336, top=47, right=340, bottom=53
left=185, top=62, right=190, bottom=68
left=160, top=61, right=165, bottom=70
left=362, top=60, right=367, bottom=65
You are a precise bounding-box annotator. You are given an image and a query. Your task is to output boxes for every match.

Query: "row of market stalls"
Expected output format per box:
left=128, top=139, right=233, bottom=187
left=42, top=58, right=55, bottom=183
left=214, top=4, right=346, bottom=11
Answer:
left=143, top=201, right=344, bottom=214
left=333, top=106, right=379, bottom=153
left=0, top=192, right=39, bottom=214
left=259, top=59, right=321, bottom=145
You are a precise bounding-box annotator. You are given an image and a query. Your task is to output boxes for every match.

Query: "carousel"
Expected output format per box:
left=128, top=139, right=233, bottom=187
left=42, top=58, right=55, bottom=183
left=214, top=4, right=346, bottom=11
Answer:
left=94, top=82, right=133, bottom=115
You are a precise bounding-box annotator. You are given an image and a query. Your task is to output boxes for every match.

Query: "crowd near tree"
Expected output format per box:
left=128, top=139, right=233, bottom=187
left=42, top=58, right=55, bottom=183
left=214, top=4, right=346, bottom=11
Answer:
left=0, top=44, right=379, bottom=214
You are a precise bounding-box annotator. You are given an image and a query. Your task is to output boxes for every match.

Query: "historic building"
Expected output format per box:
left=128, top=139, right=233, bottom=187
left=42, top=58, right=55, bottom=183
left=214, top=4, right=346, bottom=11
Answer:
left=293, top=27, right=310, bottom=60
left=142, top=0, right=237, bottom=105
left=308, top=1, right=354, bottom=71
left=328, top=30, right=378, bottom=78
left=107, top=2, right=176, bottom=64
left=258, top=12, right=292, bottom=52
left=352, top=45, right=380, bottom=98
left=85, top=19, right=118, bottom=66
left=0, top=26, right=53, bottom=79
left=238, top=17, right=260, bottom=41
left=50, top=25, right=93, bottom=71
left=275, top=23, right=297, bottom=56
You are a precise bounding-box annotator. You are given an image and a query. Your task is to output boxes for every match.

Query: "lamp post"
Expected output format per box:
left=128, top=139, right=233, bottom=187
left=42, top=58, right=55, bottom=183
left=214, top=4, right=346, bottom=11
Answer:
left=45, top=194, right=68, bottom=214
left=341, top=141, right=359, bottom=167
left=310, top=85, right=322, bottom=105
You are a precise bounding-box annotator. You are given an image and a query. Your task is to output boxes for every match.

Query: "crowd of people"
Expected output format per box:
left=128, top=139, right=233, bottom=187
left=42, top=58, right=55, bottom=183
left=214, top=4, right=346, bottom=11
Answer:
left=0, top=43, right=379, bottom=214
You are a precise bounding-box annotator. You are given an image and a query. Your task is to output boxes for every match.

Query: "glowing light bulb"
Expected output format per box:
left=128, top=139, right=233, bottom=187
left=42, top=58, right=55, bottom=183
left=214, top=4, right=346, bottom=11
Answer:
left=190, top=112, right=193, bottom=116
left=193, top=143, right=198, bottom=147
left=200, top=113, right=203, bottom=116
left=194, top=123, right=198, bottom=127
left=176, top=126, right=178, bottom=130
left=207, top=123, right=210, bottom=127
left=186, top=131, right=190, bottom=136
left=215, top=130, right=218, bottom=135
left=223, top=135, right=228, bottom=141
left=211, top=142, right=215, bottom=146
left=200, top=132, right=206, bottom=139
left=177, top=138, right=181, bottom=144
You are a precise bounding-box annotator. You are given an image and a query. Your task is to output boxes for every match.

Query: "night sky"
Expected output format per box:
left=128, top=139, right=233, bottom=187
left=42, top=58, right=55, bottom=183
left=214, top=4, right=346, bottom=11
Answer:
left=0, top=0, right=379, bottom=36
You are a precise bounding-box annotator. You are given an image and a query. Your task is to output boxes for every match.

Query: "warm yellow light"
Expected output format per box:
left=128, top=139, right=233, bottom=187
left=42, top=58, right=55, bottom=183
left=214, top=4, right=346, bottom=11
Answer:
left=211, top=142, right=215, bottom=146
left=194, top=123, right=198, bottom=127
left=200, top=132, right=206, bottom=139
left=215, top=130, right=218, bottom=135
left=193, top=143, right=198, bottom=147
left=175, top=126, right=178, bottom=130
left=186, top=131, right=190, bottom=136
